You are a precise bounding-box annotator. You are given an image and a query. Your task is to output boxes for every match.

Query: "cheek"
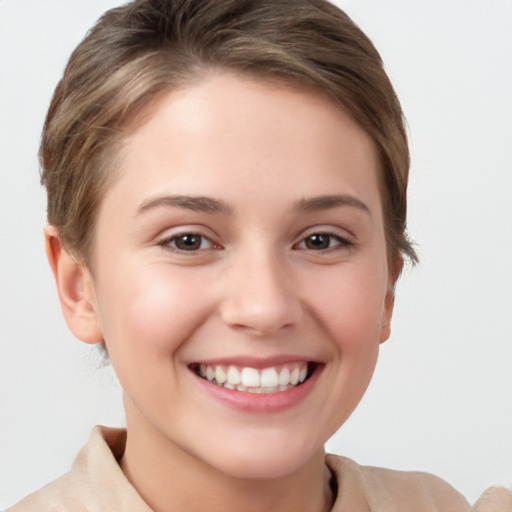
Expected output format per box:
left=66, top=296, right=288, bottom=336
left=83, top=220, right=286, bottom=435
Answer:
left=94, top=264, right=218, bottom=412
left=96, top=264, right=215, bottom=357
left=306, top=263, right=387, bottom=350
left=304, top=265, right=385, bottom=437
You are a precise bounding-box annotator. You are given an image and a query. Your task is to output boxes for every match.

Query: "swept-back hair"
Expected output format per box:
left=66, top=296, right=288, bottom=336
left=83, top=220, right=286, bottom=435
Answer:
left=41, top=0, right=416, bottom=267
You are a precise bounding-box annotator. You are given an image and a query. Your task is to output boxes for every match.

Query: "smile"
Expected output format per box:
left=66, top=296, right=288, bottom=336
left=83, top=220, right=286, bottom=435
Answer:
left=190, top=362, right=316, bottom=394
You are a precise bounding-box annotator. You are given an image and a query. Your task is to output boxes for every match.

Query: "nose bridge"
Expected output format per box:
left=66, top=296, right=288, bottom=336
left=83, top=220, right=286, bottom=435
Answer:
left=220, top=243, right=302, bottom=335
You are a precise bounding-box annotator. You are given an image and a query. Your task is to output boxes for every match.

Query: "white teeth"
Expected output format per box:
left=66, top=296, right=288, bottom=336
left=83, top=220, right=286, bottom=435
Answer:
left=241, top=367, right=260, bottom=388
left=196, top=362, right=313, bottom=393
left=278, top=367, right=290, bottom=386
left=227, top=366, right=241, bottom=385
left=260, top=368, right=279, bottom=387
left=215, top=366, right=227, bottom=384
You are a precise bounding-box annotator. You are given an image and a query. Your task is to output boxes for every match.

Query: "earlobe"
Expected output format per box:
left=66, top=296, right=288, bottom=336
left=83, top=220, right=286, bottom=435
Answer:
left=379, top=314, right=392, bottom=344
left=379, top=284, right=395, bottom=343
left=44, top=225, right=103, bottom=345
left=379, top=256, right=404, bottom=344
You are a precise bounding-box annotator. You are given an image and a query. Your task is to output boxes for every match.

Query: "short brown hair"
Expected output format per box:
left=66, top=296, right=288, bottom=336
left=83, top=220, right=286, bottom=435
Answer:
left=41, top=0, right=417, bottom=267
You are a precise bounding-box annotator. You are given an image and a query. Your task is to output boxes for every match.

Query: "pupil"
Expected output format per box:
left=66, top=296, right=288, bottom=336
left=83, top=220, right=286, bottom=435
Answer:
left=177, top=234, right=201, bottom=250
left=306, top=234, right=329, bottom=249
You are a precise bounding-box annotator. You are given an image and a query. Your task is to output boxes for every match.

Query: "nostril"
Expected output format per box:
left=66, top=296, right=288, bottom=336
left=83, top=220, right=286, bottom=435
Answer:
left=220, top=291, right=303, bottom=336
left=228, top=319, right=295, bottom=337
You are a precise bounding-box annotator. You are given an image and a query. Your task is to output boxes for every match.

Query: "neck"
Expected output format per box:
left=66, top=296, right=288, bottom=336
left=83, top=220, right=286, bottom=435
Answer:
left=120, top=402, right=334, bottom=512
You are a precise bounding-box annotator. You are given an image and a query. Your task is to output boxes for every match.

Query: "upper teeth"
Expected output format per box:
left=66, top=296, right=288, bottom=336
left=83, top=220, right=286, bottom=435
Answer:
left=198, top=363, right=309, bottom=392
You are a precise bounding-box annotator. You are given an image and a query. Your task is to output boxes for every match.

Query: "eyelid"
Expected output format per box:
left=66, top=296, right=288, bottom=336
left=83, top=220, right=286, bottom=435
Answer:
left=157, top=226, right=222, bottom=254
left=293, top=226, right=355, bottom=251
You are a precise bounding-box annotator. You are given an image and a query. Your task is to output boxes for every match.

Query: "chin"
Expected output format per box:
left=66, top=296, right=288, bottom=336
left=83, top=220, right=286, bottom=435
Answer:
left=203, top=435, right=324, bottom=481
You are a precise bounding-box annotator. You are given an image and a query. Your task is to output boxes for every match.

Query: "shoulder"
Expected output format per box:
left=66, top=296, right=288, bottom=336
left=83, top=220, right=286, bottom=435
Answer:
left=6, top=472, right=84, bottom=512
left=326, top=453, right=471, bottom=512
left=6, top=426, right=120, bottom=512
left=6, top=426, right=152, bottom=512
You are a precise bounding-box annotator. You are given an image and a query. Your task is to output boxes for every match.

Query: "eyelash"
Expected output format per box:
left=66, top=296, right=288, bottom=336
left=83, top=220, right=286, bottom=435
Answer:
left=294, top=232, right=354, bottom=251
left=159, top=230, right=353, bottom=254
left=158, top=233, right=217, bottom=253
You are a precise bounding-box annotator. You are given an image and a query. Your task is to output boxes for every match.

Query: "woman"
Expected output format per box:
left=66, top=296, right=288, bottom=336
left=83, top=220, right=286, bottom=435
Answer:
left=4, top=1, right=511, bottom=510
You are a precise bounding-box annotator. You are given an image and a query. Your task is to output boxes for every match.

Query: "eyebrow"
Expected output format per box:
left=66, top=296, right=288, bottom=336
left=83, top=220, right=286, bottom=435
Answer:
left=137, top=193, right=370, bottom=217
left=138, top=195, right=233, bottom=215
left=294, top=194, right=371, bottom=216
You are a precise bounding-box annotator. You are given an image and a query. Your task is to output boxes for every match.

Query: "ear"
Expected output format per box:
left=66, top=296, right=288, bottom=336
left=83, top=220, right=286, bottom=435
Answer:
left=379, top=256, right=404, bottom=344
left=44, top=225, right=103, bottom=345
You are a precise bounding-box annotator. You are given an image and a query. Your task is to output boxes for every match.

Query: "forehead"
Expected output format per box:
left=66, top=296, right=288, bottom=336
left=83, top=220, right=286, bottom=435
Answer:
left=121, top=73, right=378, bottom=185
left=97, top=72, right=382, bottom=229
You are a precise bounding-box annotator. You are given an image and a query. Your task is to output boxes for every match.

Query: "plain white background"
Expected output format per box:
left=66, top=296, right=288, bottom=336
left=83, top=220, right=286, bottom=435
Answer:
left=1, top=0, right=511, bottom=508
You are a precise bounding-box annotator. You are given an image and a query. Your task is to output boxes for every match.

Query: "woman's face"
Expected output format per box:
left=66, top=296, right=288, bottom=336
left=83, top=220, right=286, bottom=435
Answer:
left=84, top=72, right=394, bottom=479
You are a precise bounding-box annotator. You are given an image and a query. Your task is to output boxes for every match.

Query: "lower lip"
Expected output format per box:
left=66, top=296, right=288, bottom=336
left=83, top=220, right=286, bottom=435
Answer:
left=192, top=366, right=323, bottom=413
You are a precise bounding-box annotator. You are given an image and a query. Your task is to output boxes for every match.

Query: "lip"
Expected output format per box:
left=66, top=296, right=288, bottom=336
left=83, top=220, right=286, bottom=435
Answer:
left=189, top=354, right=315, bottom=368
left=190, top=360, right=324, bottom=413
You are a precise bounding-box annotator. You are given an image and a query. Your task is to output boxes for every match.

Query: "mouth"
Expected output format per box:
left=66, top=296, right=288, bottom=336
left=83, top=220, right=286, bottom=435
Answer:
left=189, top=361, right=318, bottom=394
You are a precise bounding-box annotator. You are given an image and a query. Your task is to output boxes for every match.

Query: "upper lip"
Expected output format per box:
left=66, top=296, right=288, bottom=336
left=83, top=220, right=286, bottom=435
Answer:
left=187, top=355, right=321, bottom=369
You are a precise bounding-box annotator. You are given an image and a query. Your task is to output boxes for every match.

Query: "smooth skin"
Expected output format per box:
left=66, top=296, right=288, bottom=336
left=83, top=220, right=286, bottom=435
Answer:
left=46, top=72, right=397, bottom=512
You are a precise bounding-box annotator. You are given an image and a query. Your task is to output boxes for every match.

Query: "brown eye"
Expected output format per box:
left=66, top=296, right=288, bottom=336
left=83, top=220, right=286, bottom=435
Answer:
left=164, top=233, right=214, bottom=252
left=296, top=232, right=352, bottom=251
left=304, top=234, right=331, bottom=250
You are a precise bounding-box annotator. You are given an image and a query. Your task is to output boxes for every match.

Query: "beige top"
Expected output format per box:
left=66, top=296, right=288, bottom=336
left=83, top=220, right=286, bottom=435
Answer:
left=8, top=426, right=512, bottom=512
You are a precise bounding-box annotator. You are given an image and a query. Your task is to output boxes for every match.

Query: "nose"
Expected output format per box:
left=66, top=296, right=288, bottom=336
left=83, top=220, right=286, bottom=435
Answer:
left=220, top=252, right=303, bottom=336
